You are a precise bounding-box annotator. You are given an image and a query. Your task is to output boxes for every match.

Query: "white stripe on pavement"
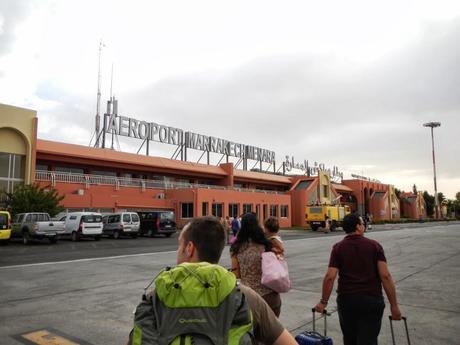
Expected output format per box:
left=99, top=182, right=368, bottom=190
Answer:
left=0, top=250, right=176, bottom=270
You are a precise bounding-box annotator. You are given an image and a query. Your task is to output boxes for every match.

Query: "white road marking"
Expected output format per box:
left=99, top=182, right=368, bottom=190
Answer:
left=0, top=250, right=176, bottom=270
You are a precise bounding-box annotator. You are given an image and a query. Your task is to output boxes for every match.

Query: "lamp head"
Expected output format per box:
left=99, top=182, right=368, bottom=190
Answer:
left=423, top=122, right=441, bottom=128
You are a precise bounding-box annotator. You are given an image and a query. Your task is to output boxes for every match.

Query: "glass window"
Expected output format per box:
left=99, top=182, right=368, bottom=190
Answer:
left=36, top=163, right=49, bottom=171
left=309, top=207, right=323, bottom=214
left=181, top=203, right=194, bottom=218
left=202, top=202, right=208, bottom=216
left=270, top=205, right=278, bottom=217
left=323, top=185, right=329, bottom=198
left=0, top=180, right=8, bottom=193
left=295, top=180, right=313, bottom=190
left=281, top=205, right=288, bottom=218
left=243, top=204, right=252, bottom=214
left=13, top=155, right=25, bottom=179
left=0, top=153, right=10, bottom=178
left=92, top=170, right=117, bottom=177
left=12, top=180, right=23, bottom=192
left=82, top=215, right=102, bottom=223
left=160, top=212, right=174, bottom=221
left=131, top=214, right=139, bottom=222
left=212, top=203, right=223, bottom=218
left=55, top=166, right=85, bottom=174
left=123, top=214, right=131, bottom=222
left=228, top=204, right=239, bottom=218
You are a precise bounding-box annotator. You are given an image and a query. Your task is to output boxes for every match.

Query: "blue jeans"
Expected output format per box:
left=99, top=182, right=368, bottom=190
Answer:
left=337, top=294, right=385, bottom=345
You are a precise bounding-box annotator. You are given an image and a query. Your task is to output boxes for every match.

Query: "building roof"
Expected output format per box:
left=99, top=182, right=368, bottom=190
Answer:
left=332, top=183, right=353, bottom=192
left=36, top=139, right=228, bottom=178
left=233, top=169, right=292, bottom=185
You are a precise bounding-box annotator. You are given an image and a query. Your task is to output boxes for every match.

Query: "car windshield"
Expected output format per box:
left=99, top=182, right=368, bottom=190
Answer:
left=82, top=215, right=102, bottom=223
left=131, top=214, right=139, bottom=222
left=160, top=212, right=175, bottom=221
left=0, top=214, right=7, bottom=226
left=309, top=207, right=323, bottom=214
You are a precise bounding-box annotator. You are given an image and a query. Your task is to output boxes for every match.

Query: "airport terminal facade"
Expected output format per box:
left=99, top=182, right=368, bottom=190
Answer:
left=1, top=103, right=423, bottom=228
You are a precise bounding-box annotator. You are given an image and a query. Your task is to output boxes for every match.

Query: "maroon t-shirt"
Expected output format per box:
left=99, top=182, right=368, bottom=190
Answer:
left=329, top=234, right=386, bottom=296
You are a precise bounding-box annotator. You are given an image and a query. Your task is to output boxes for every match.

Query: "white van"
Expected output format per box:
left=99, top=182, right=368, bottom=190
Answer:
left=102, top=212, right=140, bottom=239
left=62, top=212, right=103, bottom=241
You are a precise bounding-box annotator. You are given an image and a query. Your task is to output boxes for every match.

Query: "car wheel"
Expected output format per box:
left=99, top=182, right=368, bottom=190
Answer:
left=71, top=231, right=80, bottom=242
left=310, top=224, right=319, bottom=232
left=113, top=231, right=120, bottom=239
left=49, top=237, right=57, bottom=244
left=23, top=232, right=31, bottom=245
left=165, top=233, right=173, bottom=238
left=130, top=233, right=138, bottom=239
left=94, top=235, right=101, bottom=241
left=147, top=229, right=154, bottom=237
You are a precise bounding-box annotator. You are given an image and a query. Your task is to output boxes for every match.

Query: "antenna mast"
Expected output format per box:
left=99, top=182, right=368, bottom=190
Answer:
left=94, top=40, right=104, bottom=147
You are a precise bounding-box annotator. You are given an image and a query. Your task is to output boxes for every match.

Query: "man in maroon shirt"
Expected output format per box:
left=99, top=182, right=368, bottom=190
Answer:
left=315, top=213, right=402, bottom=345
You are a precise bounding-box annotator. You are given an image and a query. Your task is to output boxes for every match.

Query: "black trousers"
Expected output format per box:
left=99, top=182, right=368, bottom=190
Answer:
left=337, top=294, right=385, bottom=345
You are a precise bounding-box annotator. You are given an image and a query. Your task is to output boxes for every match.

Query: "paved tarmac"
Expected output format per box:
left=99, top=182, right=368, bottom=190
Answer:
left=0, top=221, right=459, bottom=344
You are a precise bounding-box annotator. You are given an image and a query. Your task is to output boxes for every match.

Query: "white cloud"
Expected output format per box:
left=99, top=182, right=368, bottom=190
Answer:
left=1, top=0, right=460, bottom=198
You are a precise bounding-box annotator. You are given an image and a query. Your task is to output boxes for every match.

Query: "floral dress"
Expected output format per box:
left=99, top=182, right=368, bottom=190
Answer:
left=233, top=241, right=273, bottom=297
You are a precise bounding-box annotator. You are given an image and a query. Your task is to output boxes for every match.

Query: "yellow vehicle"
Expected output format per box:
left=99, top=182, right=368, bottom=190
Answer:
left=0, top=210, right=12, bottom=243
left=305, top=205, right=351, bottom=231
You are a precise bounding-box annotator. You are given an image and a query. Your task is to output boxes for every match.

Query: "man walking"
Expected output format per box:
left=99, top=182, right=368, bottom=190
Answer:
left=129, top=216, right=297, bottom=345
left=315, top=213, right=401, bottom=345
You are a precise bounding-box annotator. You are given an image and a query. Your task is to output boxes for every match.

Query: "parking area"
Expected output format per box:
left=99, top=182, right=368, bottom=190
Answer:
left=0, top=222, right=459, bottom=344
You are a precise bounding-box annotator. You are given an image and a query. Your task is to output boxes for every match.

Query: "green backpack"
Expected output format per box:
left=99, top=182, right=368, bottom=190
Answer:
left=131, top=262, right=254, bottom=345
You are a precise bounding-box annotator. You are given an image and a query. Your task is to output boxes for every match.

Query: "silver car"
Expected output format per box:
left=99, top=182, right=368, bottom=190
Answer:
left=102, top=212, right=140, bottom=239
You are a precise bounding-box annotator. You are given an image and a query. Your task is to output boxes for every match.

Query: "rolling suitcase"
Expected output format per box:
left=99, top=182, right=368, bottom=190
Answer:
left=295, top=308, right=333, bottom=345
left=389, top=316, right=411, bottom=345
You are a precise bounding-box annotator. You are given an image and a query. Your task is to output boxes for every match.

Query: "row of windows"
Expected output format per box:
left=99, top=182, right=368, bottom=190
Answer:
left=181, top=202, right=289, bottom=219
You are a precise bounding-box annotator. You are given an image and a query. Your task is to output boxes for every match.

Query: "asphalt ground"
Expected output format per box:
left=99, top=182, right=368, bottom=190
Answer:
left=0, top=221, right=459, bottom=344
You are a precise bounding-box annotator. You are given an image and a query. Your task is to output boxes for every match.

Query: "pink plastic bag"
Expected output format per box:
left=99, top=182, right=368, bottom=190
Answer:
left=261, top=251, right=291, bottom=293
left=229, top=235, right=237, bottom=244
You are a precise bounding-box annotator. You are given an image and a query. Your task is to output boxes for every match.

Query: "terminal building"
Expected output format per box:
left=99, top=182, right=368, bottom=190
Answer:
left=1, top=103, right=404, bottom=228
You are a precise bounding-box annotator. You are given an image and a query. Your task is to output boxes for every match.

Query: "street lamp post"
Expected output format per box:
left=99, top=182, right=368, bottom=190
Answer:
left=423, top=121, right=441, bottom=219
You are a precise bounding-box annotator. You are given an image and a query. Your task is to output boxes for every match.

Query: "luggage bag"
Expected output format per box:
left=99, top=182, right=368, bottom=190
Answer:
left=389, top=316, right=411, bottom=345
left=295, top=308, right=333, bottom=345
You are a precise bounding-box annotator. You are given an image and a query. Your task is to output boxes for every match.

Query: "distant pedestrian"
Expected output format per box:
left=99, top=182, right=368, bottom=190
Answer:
left=315, top=213, right=402, bottom=345
left=230, top=213, right=281, bottom=317
left=231, top=216, right=240, bottom=236
left=264, top=216, right=284, bottom=257
left=324, top=215, right=331, bottom=234
left=366, top=213, right=373, bottom=230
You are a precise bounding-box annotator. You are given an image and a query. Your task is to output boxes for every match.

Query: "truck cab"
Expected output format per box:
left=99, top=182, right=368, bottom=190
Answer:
left=305, top=205, right=351, bottom=231
left=12, top=212, right=65, bottom=244
left=0, top=210, right=12, bottom=243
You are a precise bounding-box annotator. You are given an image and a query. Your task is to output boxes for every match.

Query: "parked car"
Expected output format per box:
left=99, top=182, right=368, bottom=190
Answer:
left=62, top=212, right=103, bottom=241
left=0, top=210, right=12, bottom=243
left=102, top=212, right=140, bottom=239
left=11, top=212, right=65, bottom=244
left=137, top=210, right=176, bottom=237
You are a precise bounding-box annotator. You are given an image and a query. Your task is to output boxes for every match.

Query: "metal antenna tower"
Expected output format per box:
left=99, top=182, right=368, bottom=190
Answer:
left=94, top=40, right=104, bottom=148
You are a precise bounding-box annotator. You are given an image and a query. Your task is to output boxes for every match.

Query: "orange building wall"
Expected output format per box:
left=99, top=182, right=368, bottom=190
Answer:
left=289, top=178, right=317, bottom=227
left=36, top=181, right=174, bottom=211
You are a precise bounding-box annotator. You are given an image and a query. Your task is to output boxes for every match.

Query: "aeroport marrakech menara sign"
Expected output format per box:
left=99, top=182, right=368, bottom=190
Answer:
left=104, top=114, right=276, bottom=164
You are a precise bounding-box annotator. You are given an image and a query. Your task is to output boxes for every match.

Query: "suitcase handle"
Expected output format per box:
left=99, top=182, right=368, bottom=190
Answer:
left=311, top=308, right=329, bottom=336
left=389, top=316, right=411, bottom=345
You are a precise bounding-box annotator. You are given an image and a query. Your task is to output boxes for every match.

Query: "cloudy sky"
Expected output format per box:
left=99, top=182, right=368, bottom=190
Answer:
left=1, top=0, right=459, bottom=198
